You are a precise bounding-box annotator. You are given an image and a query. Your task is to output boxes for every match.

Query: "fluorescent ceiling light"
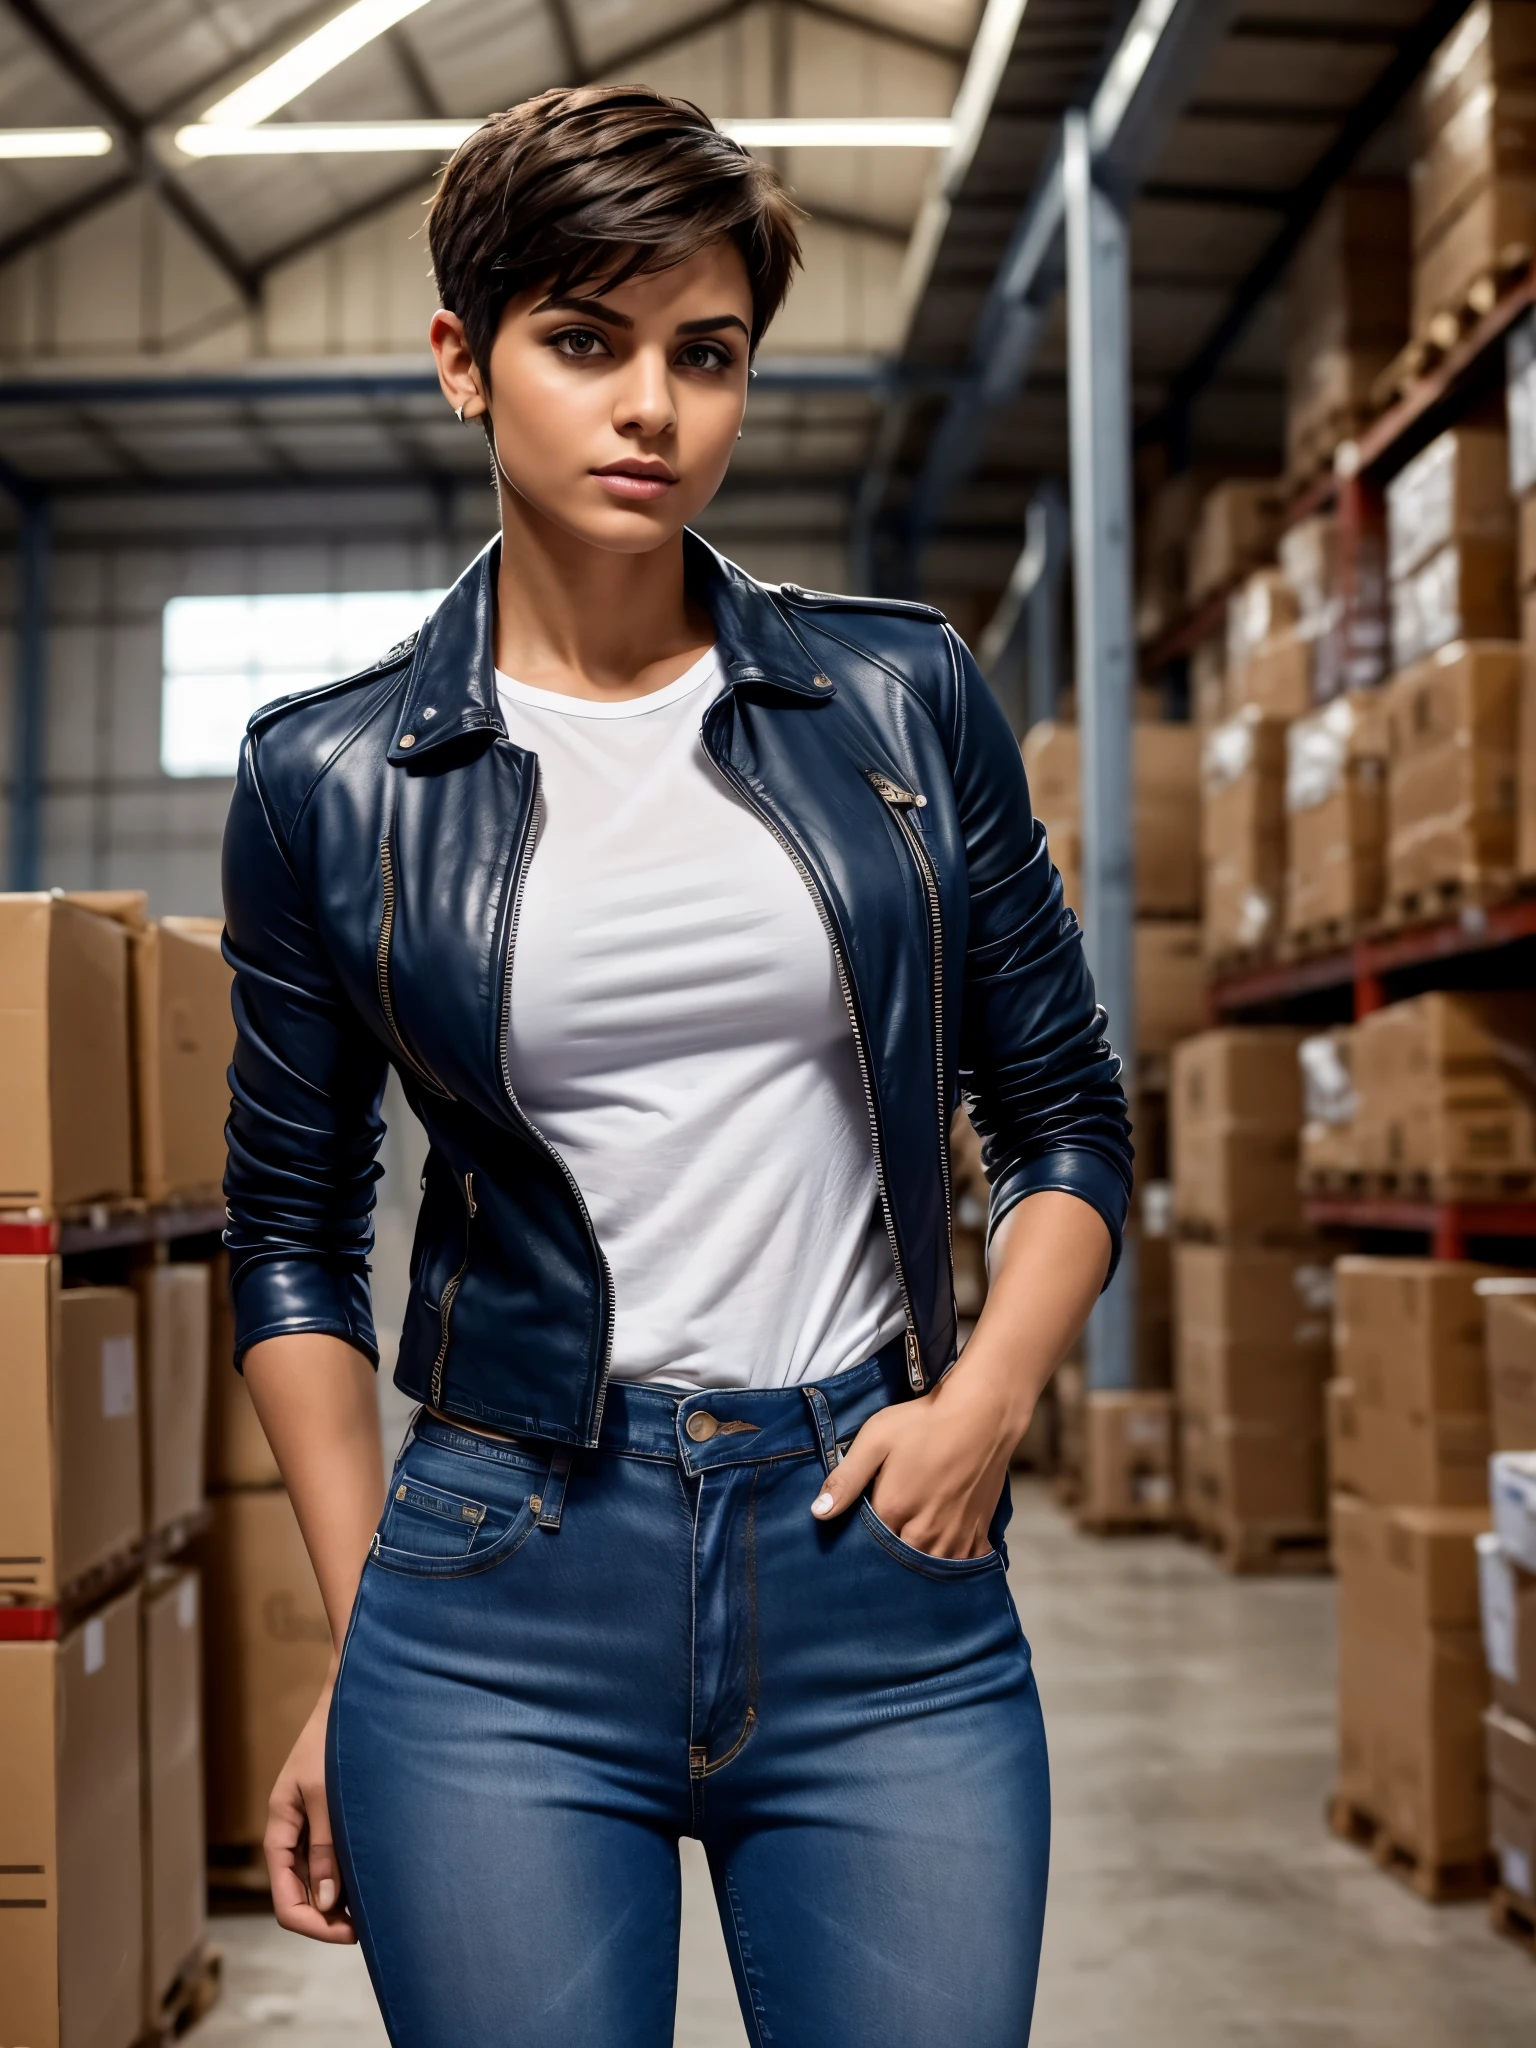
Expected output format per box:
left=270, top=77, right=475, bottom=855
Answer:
left=175, top=115, right=956, bottom=156
left=201, top=0, right=432, bottom=129
left=0, top=127, right=113, bottom=158
left=177, top=119, right=473, bottom=155
left=721, top=119, right=954, bottom=148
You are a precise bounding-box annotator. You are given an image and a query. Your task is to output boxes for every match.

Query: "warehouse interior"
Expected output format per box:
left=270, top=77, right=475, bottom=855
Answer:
left=5, top=0, right=1536, bottom=2041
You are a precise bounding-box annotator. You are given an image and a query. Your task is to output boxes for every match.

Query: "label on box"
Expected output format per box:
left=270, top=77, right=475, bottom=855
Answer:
left=178, top=1578, right=198, bottom=1630
left=1478, top=1532, right=1519, bottom=1683
left=83, top=1616, right=105, bottom=1675
left=1492, top=1453, right=1536, bottom=1576
left=1500, top=1844, right=1533, bottom=1901
left=100, top=1334, right=136, bottom=1419
left=1133, top=1473, right=1174, bottom=1508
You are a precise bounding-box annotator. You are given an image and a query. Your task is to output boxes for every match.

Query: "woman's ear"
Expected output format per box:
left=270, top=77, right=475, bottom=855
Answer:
left=429, top=308, right=487, bottom=422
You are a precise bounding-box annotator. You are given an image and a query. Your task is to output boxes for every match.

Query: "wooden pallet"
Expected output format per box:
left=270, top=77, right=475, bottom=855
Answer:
left=1280, top=912, right=1363, bottom=962
left=1204, top=943, right=1277, bottom=982
left=0, top=1506, right=212, bottom=1629
left=1380, top=871, right=1517, bottom=933
left=1420, top=250, right=1535, bottom=357
left=1299, top=1166, right=1370, bottom=1199
left=140, top=1942, right=222, bottom=2045
left=1489, top=1885, right=1536, bottom=1958
left=1327, top=1795, right=1495, bottom=1903
left=1360, top=1166, right=1536, bottom=1204
left=1187, top=1518, right=1331, bottom=1577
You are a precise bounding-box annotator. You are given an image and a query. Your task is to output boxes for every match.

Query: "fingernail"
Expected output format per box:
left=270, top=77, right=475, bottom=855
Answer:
left=812, top=1493, right=835, bottom=1516
left=317, top=1880, right=337, bottom=1911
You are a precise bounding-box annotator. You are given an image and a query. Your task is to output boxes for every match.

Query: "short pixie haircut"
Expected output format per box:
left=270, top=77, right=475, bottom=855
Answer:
left=427, top=85, right=803, bottom=373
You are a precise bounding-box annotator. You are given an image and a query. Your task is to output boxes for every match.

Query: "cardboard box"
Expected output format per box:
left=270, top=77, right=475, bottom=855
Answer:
left=1022, top=722, right=1201, bottom=918
left=205, top=1252, right=280, bottom=1489
left=1170, top=1028, right=1308, bottom=1241
left=1135, top=920, right=1204, bottom=1059
left=1486, top=1705, right=1536, bottom=1900
left=1418, top=2, right=1536, bottom=143
left=1284, top=692, right=1387, bottom=933
left=1385, top=640, right=1522, bottom=899
left=1353, top=992, right=1536, bottom=1187
left=1413, top=173, right=1536, bottom=336
left=1174, top=1241, right=1334, bottom=1431
left=1484, top=1284, right=1536, bottom=1449
left=1191, top=634, right=1228, bottom=731
left=1080, top=1391, right=1176, bottom=1524
left=1519, top=484, right=1536, bottom=589
left=1182, top=1414, right=1325, bottom=1530
left=1227, top=569, right=1300, bottom=677
left=1201, top=709, right=1289, bottom=962
left=133, top=1263, right=209, bottom=1537
left=1287, top=185, right=1409, bottom=474
left=1230, top=627, right=1313, bottom=721
left=0, top=1585, right=143, bottom=2048
left=0, top=1261, right=142, bottom=1600
left=1333, top=1492, right=1492, bottom=1865
left=1414, top=81, right=1536, bottom=250
left=0, top=895, right=134, bottom=1212
left=1386, top=429, right=1512, bottom=581
left=1299, top=1027, right=1360, bottom=1182
left=1334, top=1256, right=1506, bottom=1506
left=1493, top=1451, right=1536, bottom=1572
left=131, top=919, right=233, bottom=1205
left=1522, top=589, right=1536, bottom=880
left=1187, top=480, right=1283, bottom=605
left=1390, top=538, right=1518, bottom=668
left=203, top=1487, right=332, bottom=1846
left=1327, top=1377, right=1361, bottom=1496
left=142, top=1567, right=205, bottom=2018
left=1478, top=1534, right=1536, bottom=1723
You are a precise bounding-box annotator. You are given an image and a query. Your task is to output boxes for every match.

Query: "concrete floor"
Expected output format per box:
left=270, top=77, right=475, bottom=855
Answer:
left=198, top=1480, right=1535, bottom=2045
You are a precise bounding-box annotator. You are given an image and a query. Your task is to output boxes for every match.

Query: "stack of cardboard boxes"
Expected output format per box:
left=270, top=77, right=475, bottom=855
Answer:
left=1022, top=724, right=1201, bottom=1525
left=1330, top=1258, right=1510, bottom=1894
left=1285, top=180, right=1409, bottom=485
left=1299, top=993, right=1536, bottom=1198
left=1478, top=1282, right=1536, bottom=1936
left=0, top=892, right=230, bottom=2048
left=1503, top=302, right=1536, bottom=889
left=1283, top=692, right=1388, bottom=950
left=1171, top=1029, right=1334, bottom=1568
left=1410, top=1, right=1536, bottom=350
left=202, top=1262, right=333, bottom=1891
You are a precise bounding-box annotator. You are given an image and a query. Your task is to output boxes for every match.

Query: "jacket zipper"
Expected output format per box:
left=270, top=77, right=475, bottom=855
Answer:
left=496, top=772, right=619, bottom=1440
left=429, top=1170, right=476, bottom=1407
left=867, top=773, right=955, bottom=1251
left=705, top=751, right=926, bottom=1391
left=377, top=836, right=452, bottom=1096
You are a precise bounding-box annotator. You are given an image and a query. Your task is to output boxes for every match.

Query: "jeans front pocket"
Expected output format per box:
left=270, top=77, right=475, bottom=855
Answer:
left=370, top=1432, right=550, bottom=1580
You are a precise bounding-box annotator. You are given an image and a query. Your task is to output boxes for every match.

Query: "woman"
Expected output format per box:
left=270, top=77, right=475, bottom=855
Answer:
left=225, top=83, right=1132, bottom=2048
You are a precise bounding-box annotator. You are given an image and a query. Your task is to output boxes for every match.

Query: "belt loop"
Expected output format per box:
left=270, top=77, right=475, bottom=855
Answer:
left=537, top=1453, right=572, bottom=1531
left=803, top=1386, right=842, bottom=1476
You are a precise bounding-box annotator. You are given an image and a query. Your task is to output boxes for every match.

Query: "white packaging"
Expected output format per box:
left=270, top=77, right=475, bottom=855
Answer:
left=1387, top=432, right=1456, bottom=582
left=1299, top=1032, right=1357, bottom=1127
left=1509, top=306, right=1536, bottom=497
left=1491, top=1452, right=1536, bottom=1576
left=1479, top=1530, right=1519, bottom=1684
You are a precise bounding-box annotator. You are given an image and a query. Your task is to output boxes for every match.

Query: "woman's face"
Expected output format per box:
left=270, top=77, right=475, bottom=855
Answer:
left=430, top=239, right=753, bottom=554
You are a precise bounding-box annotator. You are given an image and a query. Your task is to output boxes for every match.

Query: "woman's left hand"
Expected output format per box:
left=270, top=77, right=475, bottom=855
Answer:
left=810, top=1362, right=1023, bottom=1561
left=808, top=1191, right=1115, bottom=1560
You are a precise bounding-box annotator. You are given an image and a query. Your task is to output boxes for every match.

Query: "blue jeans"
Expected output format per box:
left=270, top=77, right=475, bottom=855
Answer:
left=328, top=1341, right=1050, bottom=2045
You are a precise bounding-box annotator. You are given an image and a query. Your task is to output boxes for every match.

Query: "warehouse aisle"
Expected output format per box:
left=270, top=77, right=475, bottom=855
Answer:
left=200, top=1481, right=1532, bottom=2045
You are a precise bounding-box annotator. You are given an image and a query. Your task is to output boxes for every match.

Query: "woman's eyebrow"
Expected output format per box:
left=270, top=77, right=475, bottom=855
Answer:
left=534, top=294, right=634, bottom=327
left=677, top=314, right=750, bottom=338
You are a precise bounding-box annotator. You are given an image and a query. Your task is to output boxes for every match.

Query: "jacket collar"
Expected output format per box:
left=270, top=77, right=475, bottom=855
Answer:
left=387, top=531, right=833, bottom=766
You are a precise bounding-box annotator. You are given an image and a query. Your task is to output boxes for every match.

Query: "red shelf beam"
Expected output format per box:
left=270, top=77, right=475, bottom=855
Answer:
left=1303, top=1195, right=1536, bottom=1261
left=0, top=1203, right=226, bottom=1259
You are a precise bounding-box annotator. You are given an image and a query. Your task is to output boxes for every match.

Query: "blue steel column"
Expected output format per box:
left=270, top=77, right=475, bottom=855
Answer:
left=8, top=494, right=49, bottom=891
left=1063, top=110, right=1137, bottom=1392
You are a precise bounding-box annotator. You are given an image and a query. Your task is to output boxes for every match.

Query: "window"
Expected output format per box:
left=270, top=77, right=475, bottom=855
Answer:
left=160, top=589, right=446, bottom=777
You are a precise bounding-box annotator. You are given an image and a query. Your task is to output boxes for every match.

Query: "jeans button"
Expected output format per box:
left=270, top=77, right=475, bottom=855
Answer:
left=685, top=1410, right=719, bottom=1442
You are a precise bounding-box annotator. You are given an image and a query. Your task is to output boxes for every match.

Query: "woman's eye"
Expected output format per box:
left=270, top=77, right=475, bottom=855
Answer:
left=677, top=342, right=730, bottom=372
left=553, top=328, right=608, bottom=359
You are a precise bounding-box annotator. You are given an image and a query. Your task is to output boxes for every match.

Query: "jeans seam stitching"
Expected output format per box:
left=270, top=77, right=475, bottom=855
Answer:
left=721, top=1865, right=772, bottom=2048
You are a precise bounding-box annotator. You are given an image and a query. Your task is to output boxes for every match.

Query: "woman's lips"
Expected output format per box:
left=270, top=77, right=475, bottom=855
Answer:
left=592, top=465, right=676, bottom=501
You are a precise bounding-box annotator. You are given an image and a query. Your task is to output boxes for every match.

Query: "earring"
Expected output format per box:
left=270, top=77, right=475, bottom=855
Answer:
left=454, top=404, right=466, bottom=423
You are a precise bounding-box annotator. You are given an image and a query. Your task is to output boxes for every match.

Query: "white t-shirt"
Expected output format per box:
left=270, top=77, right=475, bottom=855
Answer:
left=496, top=646, right=905, bottom=1391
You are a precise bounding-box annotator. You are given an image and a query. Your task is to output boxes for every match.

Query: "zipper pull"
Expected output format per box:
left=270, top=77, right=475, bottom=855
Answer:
left=868, top=770, right=927, bottom=809
left=463, top=1171, right=477, bottom=1217
left=905, top=1328, right=924, bottom=1390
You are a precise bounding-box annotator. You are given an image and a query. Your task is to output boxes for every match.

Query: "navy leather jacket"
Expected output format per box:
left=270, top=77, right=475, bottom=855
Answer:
left=222, top=533, right=1132, bottom=1446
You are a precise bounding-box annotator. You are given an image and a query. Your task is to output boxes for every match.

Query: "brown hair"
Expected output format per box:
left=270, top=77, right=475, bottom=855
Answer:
left=427, top=85, right=803, bottom=374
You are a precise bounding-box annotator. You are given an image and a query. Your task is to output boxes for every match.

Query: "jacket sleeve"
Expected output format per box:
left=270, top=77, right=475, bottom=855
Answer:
left=945, top=628, right=1134, bottom=1278
left=221, top=733, right=389, bottom=1369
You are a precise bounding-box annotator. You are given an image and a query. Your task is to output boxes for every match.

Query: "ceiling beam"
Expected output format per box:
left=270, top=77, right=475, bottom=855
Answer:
left=2, top=0, right=258, bottom=302
left=788, top=0, right=969, bottom=64
left=1140, top=0, right=1480, bottom=445
left=542, top=0, right=586, bottom=82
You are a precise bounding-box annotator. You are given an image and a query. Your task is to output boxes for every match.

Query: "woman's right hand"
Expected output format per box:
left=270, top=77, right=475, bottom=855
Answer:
left=266, top=1678, right=357, bottom=1943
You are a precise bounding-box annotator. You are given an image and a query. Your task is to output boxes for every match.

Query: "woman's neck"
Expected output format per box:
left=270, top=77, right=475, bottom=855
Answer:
left=492, top=491, right=715, bottom=703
